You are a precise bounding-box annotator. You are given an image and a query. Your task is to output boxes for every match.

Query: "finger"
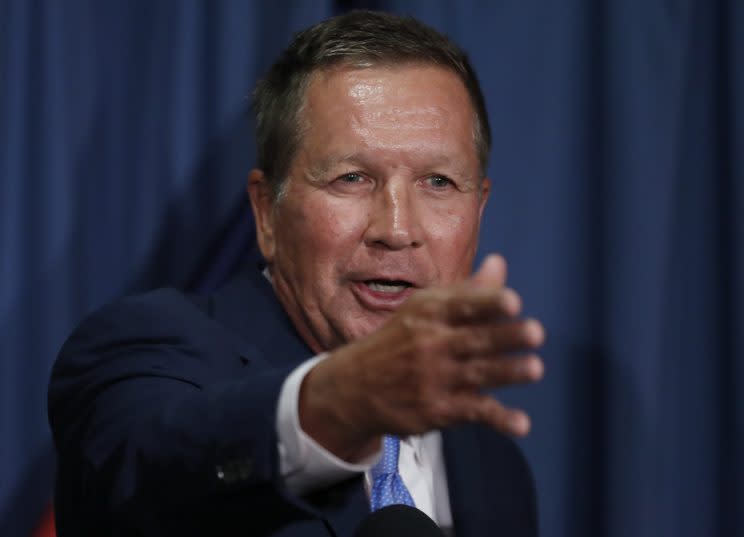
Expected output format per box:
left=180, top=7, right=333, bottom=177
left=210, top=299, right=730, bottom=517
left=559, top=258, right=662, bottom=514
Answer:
left=449, top=318, right=545, bottom=357
left=448, top=392, right=531, bottom=436
left=441, top=286, right=522, bottom=324
left=451, top=354, right=544, bottom=390
left=471, top=254, right=507, bottom=288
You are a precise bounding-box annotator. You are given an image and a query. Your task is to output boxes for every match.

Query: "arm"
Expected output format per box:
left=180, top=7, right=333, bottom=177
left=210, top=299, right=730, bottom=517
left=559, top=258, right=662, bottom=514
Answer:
left=49, top=290, right=319, bottom=536
left=298, top=255, right=545, bottom=461
left=277, top=355, right=380, bottom=496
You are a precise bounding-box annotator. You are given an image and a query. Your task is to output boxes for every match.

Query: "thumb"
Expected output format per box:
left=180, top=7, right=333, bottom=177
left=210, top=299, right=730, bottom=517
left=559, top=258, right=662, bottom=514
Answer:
left=471, top=254, right=507, bottom=288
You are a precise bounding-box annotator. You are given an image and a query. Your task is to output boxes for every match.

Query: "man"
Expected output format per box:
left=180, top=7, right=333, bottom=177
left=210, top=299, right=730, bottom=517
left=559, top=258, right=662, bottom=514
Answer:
left=49, top=10, right=545, bottom=537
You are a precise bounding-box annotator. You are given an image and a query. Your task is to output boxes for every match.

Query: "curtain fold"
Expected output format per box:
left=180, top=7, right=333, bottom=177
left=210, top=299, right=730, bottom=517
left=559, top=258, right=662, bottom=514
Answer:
left=378, top=1, right=743, bottom=536
left=0, top=2, right=334, bottom=536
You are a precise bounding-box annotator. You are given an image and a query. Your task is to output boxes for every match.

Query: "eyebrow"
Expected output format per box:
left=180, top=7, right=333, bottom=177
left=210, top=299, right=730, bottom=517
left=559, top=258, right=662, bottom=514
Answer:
left=306, top=151, right=360, bottom=179
left=306, top=151, right=469, bottom=179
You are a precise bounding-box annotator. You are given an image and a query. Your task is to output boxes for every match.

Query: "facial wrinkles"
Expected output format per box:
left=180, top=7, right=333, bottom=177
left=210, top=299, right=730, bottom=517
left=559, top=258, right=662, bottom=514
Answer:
left=348, top=121, right=455, bottom=172
left=352, top=102, right=451, bottom=138
left=271, top=191, right=349, bottom=350
left=266, top=66, right=486, bottom=351
left=347, top=75, right=452, bottom=136
left=363, top=106, right=449, bottom=131
left=309, top=73, right=471, bottom=182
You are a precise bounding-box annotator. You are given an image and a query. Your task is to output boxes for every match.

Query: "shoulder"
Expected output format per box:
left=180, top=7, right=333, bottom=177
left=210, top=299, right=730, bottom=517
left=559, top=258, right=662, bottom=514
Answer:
left=48, top=286, right=247, bottom=425
left=53, top=287, right=236, bottom=378
left=67, top=287, right=210, bottom=344
left=55, top=267, right=280, bottom=365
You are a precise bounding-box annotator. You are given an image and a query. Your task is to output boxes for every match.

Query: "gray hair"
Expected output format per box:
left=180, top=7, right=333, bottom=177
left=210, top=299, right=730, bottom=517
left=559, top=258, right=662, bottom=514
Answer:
left=252, top=10, right=492, bottom=199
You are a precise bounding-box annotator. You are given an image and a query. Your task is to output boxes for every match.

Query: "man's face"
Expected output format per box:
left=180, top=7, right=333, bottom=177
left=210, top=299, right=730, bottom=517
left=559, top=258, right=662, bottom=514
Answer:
left=249, top=64, right=489, bottom=352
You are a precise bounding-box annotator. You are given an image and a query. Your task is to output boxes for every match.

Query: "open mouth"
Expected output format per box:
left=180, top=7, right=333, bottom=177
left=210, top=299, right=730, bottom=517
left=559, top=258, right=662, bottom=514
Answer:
left=352, top=278, right=416, bottom=310
left=364, top=279, right=413, bottom=294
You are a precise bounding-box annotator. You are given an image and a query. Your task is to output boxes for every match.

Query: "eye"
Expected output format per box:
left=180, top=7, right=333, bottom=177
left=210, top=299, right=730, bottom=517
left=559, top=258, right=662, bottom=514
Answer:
left=426, top=175, right=454, bottom=189
left=330, top=171, right=373, bottom=194
left=338, top=172, right=364, bottom=183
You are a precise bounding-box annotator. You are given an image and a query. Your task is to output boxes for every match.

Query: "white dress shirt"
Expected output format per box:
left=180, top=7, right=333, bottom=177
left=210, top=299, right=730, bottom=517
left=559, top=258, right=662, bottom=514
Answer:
left=275, top=355, right=453, bottom=528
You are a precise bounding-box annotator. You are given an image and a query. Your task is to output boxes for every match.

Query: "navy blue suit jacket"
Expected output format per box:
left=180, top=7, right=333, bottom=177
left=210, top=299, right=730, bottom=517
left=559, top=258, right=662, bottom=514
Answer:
left=49, top=267, right=537, bottom=537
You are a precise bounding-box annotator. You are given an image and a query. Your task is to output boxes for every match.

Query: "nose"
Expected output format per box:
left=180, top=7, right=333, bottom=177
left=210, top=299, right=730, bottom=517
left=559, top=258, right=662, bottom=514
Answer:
left=363, top=181, right=423, bottom=250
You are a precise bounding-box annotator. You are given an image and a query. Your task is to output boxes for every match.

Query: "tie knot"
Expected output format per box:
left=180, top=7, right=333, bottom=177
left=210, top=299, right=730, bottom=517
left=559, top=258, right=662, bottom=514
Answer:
left=369, top=435, right=415, bottom=511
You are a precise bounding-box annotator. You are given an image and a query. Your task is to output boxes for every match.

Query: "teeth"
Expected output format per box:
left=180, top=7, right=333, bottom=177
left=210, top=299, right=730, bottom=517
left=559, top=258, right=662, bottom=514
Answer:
left=366, top=281, right=409, bottom=293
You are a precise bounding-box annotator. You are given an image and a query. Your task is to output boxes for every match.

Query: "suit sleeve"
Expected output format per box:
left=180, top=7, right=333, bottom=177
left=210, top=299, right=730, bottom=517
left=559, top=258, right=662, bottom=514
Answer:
left=48, top=290, right=322, bottom=536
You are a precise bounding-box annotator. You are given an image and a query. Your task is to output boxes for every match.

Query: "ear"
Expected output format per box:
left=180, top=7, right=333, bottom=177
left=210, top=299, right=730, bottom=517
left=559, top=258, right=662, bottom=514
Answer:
left=478, top=177, right=491, bottom=219
left=247, top=169, right=276, bottom=263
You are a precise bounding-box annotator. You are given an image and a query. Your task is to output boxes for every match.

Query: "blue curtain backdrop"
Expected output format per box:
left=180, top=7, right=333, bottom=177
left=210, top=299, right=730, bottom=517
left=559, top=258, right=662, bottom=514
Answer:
left=1, top=1, right=741, bottom=537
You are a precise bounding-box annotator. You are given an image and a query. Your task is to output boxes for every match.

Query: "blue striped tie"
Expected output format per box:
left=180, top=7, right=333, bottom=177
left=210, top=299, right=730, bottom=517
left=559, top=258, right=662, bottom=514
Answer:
left=369, top=435, right=416, bottom=511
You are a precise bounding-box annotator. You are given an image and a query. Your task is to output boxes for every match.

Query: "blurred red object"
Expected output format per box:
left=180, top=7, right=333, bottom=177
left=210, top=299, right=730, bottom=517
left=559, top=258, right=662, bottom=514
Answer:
left=31, top=505, right=55, bottom=537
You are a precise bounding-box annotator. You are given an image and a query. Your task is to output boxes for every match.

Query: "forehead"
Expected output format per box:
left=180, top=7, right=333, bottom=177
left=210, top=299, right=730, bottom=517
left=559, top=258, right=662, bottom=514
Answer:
left=297, top=64, right=478, bottom=168
left=304, top=63, right=473, bottom=119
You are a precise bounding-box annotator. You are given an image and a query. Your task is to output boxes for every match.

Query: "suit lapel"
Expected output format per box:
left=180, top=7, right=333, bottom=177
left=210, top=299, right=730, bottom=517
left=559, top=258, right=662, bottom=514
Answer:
left=208, top=267, right=371, bottom=535
left=304, top=476, right=369, bottom=537
left=209, top=265, right=314, bottom=367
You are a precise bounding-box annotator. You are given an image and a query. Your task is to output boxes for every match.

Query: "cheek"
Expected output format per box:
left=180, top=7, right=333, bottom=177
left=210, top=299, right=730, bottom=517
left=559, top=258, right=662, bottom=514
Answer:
left=426, top=200, right=481, bottom=244
left=423, top=200, right=482, bottom=276
left=280, top=196, right=369, bottom=267
left=320, top=200, right=368, bottom=244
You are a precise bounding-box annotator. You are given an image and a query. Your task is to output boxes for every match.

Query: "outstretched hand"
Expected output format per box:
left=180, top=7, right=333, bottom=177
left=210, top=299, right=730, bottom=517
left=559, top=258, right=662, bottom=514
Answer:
left=299, top=254, right=545, bottom=462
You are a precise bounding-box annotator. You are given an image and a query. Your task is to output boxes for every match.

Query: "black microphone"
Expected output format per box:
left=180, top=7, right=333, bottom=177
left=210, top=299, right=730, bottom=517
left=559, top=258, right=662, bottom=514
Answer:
left=353, top=505, right=446, bottom=537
